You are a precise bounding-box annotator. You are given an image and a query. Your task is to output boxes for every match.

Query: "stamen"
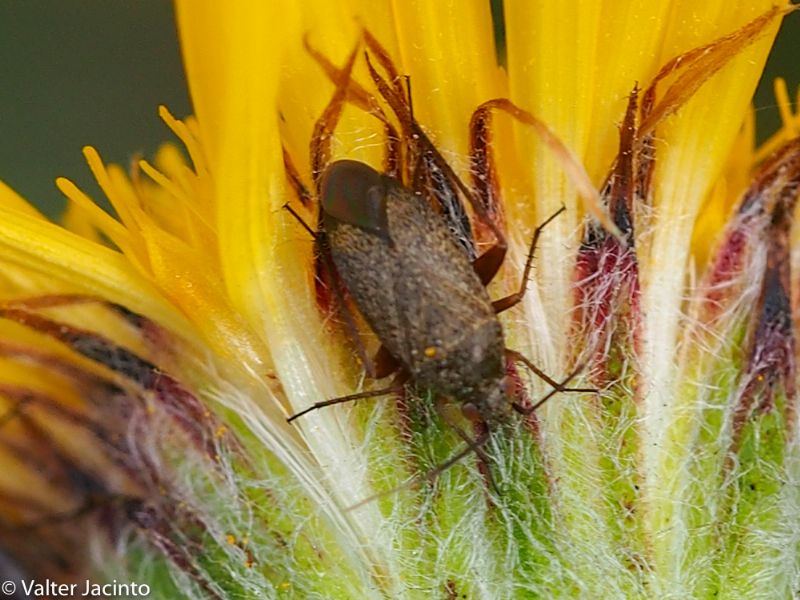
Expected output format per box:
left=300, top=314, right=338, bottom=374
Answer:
left=158, top=105, right=208, bottom=176
left=54, top=178, right=133, bottom=253
left=82, top=147, right=139, bottom=231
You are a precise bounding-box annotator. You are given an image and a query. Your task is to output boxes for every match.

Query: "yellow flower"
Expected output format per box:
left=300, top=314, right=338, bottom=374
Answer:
left=0, top=1, right=798, bottom=597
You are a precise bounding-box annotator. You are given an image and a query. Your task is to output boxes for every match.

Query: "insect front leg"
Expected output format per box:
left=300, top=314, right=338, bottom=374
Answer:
left=490, top=205, right=565, bottom=314
left=469, top=94, right=615, bottom=286
left=464, top=101, right=511, bottom=286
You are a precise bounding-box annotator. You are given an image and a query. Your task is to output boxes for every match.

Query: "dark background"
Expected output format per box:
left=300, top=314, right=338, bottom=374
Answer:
left=0, top=1, right=797, bottom=218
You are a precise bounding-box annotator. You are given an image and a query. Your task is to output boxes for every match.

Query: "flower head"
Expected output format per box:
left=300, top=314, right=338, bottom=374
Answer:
left=0, top=1, right=798, bottom=597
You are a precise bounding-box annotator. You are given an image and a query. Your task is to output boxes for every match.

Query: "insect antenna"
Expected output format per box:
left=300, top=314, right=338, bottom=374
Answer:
left=436, top=403, right=499, bottom=495
left=403, top=74, right=414, bottom=120
left=282, top=148, right=313, bottom=208
left=506, top=350, right=595, bottom=395
left=511, top=362, right=593, bottom=416
left=282, top=202, right=318, bottom=240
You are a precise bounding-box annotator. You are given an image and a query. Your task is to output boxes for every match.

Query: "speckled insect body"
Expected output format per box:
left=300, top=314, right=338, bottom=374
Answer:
left=321, top=160, right=509, bottom=423
left=285, top=34, right=588, bottom=435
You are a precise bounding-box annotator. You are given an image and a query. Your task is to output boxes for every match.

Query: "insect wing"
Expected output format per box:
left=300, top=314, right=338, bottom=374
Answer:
left=420, top=154, right=477, bottom=260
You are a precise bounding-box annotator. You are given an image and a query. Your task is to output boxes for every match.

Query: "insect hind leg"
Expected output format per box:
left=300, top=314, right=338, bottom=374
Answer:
left=309, top=41, right=360, bottom=190
left=361, top=38, right=497, bottom=257
left=283, top=201, right=385, bottom=379
left=305, top=33, right=401, bottom=178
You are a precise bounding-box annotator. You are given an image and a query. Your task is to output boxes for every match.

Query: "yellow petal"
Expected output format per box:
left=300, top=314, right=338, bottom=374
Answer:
left=390, top=0, right=505, bottom=161
left=61, top=197, right=105, bottom=244
left=0, top=180, right=47, bottom=219
left=174, top=1, right=228, bottom=165
left=0, top=204, right=194, bottom=341
left=177, top=3, right=415, bottom=577
left=63, top=147, right=270, bottom=374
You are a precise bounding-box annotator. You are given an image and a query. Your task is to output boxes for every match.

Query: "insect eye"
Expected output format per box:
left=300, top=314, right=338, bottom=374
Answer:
left=320, top=160, right=389, bottom=238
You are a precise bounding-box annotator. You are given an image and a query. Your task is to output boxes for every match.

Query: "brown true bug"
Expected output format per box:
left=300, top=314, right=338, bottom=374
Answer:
left=285, top=34, right=597, bottom=473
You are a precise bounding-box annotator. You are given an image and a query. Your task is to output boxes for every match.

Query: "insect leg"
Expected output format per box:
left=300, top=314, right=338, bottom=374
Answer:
left=471, top=97, right=616, bottom=236
left=316, top=240, right=381, bottom=378
left=362, top=30, right=406, bottom=99
left=470, top=244, right=507, bottom=287
left=490, top=205, right=566, bottom=313
left=435, top=401, right=498, bottom=495
left=305, top=35, right=401, bottom=178
left=511, top=361, right=594, bottom=416
left=468, top=102, right=506, bottom=284
left=363, top=52, right=504, bottom=251
left=506, top=349, right=594, bottom=395
left=290, top=62, right=384, bottom=378
left=304, top=33, right=377, bottom=113
left=346, top=430, right=490, bottom=512
left=287, top=377, right=407, bottom=423
left=470, top=91, right=627, bottom=285
left=309, top=42, right=360, bottom=190
left=300, top=42, right=405, bottom=378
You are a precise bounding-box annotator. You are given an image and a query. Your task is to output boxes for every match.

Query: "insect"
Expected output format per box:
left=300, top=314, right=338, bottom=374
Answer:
left=285, top=33, right=598, bottom=472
